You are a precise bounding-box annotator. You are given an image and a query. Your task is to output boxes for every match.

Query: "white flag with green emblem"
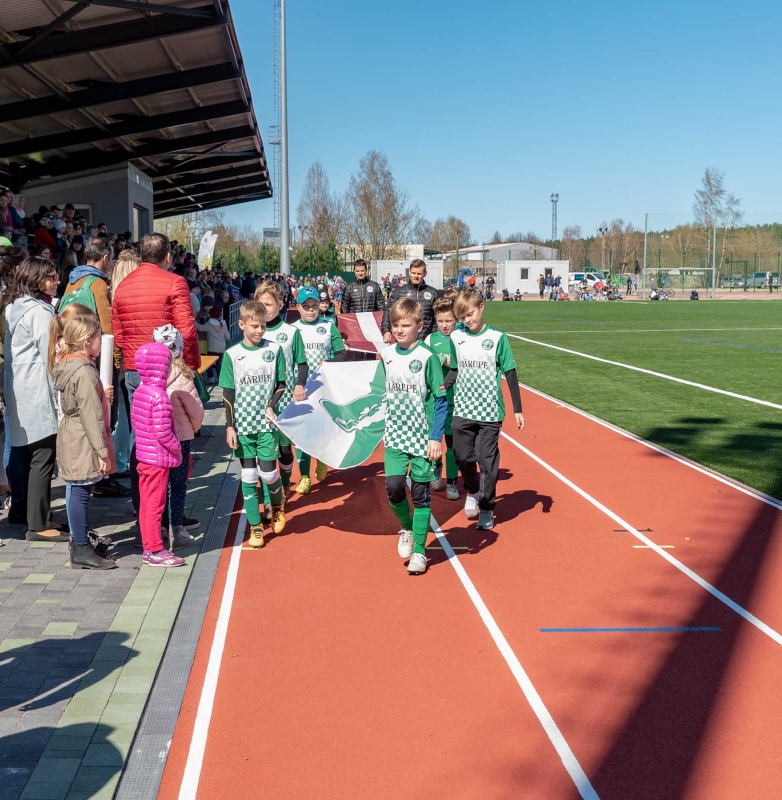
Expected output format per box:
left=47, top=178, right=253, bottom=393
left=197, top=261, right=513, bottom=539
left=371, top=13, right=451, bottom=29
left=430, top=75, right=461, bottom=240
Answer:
left=274, top=361, right=385, bottom=469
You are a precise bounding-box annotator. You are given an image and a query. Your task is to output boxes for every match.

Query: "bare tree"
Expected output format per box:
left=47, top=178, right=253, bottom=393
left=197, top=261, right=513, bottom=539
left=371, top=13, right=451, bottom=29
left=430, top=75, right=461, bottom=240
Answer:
left=490, top=230, right=503, bottom=244
left=560, top=225, right=583, bottom=266
left=693, top=167, right=743, bottom=268
left=296, top=162, right=346, bottom=245
left=344, top=151, right=419, bottom=260
left=412, top=217, right=435, bottom=249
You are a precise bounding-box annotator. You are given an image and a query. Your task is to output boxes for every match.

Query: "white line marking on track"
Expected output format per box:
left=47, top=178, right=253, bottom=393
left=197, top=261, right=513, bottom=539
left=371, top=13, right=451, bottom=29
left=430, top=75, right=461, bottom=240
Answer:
left=178, top=510, right=247, bottom=800
left=429, top=513, right=600, bottom=800
left=633, top=545, right=675, bottom=549
left=520, top=383, right=782, bottom=511
left=507, top=333, right=782, bottom=410
left=499, top=432, right=782, bottom=648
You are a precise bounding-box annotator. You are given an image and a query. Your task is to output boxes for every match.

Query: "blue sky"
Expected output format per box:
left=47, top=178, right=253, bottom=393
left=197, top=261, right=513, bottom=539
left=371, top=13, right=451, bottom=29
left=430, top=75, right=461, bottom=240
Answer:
left=226, top=0, right=782, bottom=241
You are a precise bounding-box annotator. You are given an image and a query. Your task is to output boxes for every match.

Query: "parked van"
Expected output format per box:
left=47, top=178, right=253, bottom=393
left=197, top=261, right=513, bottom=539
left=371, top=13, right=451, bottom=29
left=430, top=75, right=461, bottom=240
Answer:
left=745, top=272, right=779, bottom=289
left=568, top=272, right=604, bottom=291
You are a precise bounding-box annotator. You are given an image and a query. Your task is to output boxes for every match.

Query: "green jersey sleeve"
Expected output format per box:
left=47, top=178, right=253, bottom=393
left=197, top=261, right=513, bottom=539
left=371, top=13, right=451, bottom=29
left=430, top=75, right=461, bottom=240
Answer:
left=330, top=322, right=346, bottom=353
left=275, top=347, right=287, bottom=383
left=292, top=329, right=306, bottom=365
left=425, top=352, right=447, bottom=398
left=218, top=349, right=234, bottom=389
left=496, top=332, right=516, bottom=372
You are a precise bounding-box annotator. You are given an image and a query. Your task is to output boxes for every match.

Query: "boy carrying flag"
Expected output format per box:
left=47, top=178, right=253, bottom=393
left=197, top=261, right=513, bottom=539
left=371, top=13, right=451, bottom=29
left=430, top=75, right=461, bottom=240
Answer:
left=382, top=298, right=448, bottom=575
left=292, top=286, right=347, bottom=493
left=220, top=300, right=288, bottom=549
left=425, top=296, right=460, bottom=501
left=445, top=288, right=524, bottom=531
left=254, top=281, right=309, bottom=513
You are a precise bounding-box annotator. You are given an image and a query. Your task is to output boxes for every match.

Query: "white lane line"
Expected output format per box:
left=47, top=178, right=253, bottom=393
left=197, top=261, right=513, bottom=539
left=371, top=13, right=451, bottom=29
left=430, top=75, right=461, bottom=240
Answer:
left=499, top=432, right=782, bottom=648
left=633, top=545, right=675, bottom=549
left=429, top=513, right=599, bottom=800
left=521, top=382, right=782, bottom=511
left=178, top=510, right=247, bottom=800
left=506, top=333, right=782, bottom=410
left=504, top=327, right=782, bottom=334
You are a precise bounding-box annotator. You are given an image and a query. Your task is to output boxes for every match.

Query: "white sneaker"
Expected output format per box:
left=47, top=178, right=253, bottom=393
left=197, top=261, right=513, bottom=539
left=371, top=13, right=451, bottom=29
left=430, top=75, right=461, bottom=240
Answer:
left=430, top=477, right=442, bottom=492
left=407, top=552, right=428, bottom=575
left=464, top=492, right=480, bottom=518
left=397, top=529, right=414, bottom=559
left=446, top=483, right=459, bottom=501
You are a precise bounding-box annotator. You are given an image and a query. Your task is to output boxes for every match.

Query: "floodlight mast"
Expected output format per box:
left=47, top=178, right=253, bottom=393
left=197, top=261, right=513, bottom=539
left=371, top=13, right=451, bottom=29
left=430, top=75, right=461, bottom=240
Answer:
left=550, top=192, right=559, bottom=242
left=279, top=0, right=290, bottom=275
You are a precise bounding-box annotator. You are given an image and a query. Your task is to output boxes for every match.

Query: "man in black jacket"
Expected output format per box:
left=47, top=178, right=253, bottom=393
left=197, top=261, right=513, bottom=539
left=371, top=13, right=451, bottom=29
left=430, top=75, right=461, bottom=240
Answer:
left=340, top=259, right=385, bottom=315
left=382, top=258, right=441, bottom=341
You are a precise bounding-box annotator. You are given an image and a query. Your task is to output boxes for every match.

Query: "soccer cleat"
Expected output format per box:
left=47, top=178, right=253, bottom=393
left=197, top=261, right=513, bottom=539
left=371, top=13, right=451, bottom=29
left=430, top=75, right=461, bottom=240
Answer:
left=295, top=476, right=311, bottom=495
left=464, top=492, right=480, bottom=518
left=397, top=529, right=413, bottom=559
left=248, top=523, right=265, bottom=549
left=476, top=510, right=495, bottom=530
left=270, top=505, right=286, bottom=535
left=315, top=460, right=328, bottom=481
left=446, top=483, right=459, bottom=501
left=430, top=477, right=443, bottom=492
left=407, top=552, right=428, bottom=575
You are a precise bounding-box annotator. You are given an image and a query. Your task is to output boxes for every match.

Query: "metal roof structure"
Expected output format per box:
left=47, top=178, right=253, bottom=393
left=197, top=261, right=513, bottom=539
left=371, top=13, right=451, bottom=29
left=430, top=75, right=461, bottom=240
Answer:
left=0, top=0, right=271, bottom=218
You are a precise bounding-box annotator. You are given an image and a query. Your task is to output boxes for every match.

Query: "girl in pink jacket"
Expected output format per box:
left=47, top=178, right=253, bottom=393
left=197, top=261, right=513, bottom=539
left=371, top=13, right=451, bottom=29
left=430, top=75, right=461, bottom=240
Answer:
left=131, top=342, right=185, bottom=567
left=153, top=325, right=204, bottom=549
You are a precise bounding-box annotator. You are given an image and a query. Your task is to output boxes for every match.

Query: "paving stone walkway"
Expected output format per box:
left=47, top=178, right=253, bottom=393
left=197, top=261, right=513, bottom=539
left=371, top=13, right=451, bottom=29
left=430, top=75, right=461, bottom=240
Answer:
left=0, top=391, right=230, bottom=800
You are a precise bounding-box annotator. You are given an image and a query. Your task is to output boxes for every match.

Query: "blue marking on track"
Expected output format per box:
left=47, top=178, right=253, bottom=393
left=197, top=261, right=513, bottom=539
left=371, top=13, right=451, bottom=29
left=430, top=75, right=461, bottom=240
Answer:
left=540, top=627, right=721, bottom=633
left=680, top=336, right=782, bottom=354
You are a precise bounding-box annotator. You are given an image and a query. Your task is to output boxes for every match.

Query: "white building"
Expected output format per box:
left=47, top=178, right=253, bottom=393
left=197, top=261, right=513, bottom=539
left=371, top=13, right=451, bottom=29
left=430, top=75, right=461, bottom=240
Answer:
left=440, top=241, right=558, bottom=262
left=496, top=260, right=570, bottom=295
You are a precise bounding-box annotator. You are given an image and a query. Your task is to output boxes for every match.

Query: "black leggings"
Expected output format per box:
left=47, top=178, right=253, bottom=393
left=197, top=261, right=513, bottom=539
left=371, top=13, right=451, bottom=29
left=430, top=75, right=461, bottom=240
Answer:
left=385, top=475, right=430, bottom=508
left=240, top=457, right=277, bottom=474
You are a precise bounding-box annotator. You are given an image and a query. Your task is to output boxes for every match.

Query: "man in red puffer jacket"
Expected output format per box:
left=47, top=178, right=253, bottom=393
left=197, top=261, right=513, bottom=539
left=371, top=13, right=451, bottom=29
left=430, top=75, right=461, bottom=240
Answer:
left=112, top=232, right=200, bottom=516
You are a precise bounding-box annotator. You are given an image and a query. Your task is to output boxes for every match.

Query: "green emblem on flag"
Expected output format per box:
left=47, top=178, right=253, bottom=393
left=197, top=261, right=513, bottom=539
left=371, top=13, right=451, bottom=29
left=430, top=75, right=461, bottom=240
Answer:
left=262, top=349, right=275, bottom=362
left=409, top=359, right=422, bottom=373
left=482, top=339, right=494, bottom=350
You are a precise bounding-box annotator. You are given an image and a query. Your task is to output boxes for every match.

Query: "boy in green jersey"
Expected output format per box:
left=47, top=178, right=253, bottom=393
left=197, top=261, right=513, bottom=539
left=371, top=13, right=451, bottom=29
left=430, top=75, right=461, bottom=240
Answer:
left=219, top=301, right=288, bottom=549
left=292, top=286, right=347, bottom=493
left=254, top=281, right=309, bottom=514
left=444, top=289, right=524, bottom=531
left=382, top=298, right=448, bottom=575
left=425, top=296, right=459, bottom=501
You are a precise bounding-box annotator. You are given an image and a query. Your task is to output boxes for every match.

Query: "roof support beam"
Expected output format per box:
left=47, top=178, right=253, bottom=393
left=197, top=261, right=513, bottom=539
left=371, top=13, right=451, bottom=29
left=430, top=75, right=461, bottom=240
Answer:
left=152, top=151, right=260, bottom=178
left=154, top=161, right=265, bottom=190
left=0, top=6, right=224, bottom=70
left=22, top=124, right=255, bottom=182
left=156, top=173, right=268, bottom=199
left=154, top=180, right=270, bottom=211
left=77, top=0, right=216, bottom=18
left=13, top=4, right=89, bottom=60
left=0, top=62, right=239, bottom=123
left=155, top=191, right=271, bottom=218
left=2, top=99, right=248, bottom=157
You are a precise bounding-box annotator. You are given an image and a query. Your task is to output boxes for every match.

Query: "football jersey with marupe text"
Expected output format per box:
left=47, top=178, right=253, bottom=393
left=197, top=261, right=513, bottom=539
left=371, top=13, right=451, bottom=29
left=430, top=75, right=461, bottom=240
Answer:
left=263, top=319, right=305, bottom=413
left=293, top=317, right=345, bottom=371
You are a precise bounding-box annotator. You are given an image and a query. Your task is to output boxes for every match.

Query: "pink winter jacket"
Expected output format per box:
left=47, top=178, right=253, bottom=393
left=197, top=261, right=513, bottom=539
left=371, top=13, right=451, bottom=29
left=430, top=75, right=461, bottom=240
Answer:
left=166, top=365, right=204, bottom=442
left=131, top=342, right=182, bottom=468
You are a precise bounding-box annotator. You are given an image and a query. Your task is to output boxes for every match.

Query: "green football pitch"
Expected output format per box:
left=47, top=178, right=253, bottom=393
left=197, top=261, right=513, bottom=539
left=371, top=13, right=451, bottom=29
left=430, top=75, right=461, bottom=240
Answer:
left=484, top=300, right=782, bottom=497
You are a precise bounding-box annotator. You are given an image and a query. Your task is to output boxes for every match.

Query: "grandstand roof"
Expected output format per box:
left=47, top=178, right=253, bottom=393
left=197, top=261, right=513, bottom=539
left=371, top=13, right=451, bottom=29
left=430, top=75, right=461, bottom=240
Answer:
left=0, top=0, right=271, bottom=218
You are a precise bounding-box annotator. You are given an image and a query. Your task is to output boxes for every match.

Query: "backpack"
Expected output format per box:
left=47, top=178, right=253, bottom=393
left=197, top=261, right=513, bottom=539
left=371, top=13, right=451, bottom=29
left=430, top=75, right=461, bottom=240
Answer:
left=59, top=275, right=99, bottom=315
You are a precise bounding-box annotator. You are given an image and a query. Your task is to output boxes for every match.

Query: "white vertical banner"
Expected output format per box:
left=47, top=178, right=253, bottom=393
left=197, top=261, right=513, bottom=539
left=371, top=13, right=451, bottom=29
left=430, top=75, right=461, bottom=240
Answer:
left=198, top=230, right=214, bottom=266
left=200, top=232, right=218, bottom=269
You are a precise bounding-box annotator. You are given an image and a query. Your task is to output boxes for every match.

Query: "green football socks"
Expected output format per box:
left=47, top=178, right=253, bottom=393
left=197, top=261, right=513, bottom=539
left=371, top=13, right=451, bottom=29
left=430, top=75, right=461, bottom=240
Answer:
left=241, top=482, right=261, bottom=526
left=297, top=448, right=311, bottom=478
left=264, top=476, right=284, bottom=507
left=260, top=479, right=270, bottom=507
left=445, top=448, right=458, bottom=481
left=412, top=507, right=431, bottom=555
left=389, top=498, right=413, bottom=531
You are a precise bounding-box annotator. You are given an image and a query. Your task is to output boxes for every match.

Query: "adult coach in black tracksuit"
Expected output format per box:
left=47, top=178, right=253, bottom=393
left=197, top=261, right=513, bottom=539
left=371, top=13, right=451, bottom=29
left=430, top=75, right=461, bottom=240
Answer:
left=341, top=259, right=385, bottom=359
left=381, top=258, right=441, bottom=341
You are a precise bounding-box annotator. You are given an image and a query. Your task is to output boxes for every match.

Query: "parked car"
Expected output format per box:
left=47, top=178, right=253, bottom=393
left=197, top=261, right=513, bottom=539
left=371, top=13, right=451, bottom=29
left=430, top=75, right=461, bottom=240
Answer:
left=719, top=275, right=746, bottom=289
left=744, top=271, right=779, bottom=289
left=444, top=277, right=459, bottom=290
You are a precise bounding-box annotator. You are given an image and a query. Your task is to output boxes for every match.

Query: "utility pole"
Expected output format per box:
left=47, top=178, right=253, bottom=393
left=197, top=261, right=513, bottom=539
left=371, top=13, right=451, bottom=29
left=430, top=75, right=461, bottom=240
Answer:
left=279, top=0, right=290, bottom=275
left=550, top=192, right=559, bottom=242
left=598, top=225, right=607, bottom=272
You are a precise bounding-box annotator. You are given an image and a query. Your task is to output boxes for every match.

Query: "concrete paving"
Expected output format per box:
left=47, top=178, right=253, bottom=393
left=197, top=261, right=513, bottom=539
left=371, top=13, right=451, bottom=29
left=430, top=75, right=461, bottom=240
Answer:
left=0, top=391, right=230, bottom=800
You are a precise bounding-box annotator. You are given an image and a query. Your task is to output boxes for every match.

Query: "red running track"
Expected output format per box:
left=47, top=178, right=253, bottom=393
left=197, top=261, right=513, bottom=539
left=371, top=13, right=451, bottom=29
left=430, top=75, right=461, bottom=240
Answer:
left=158, top=386, right=782, bottom=800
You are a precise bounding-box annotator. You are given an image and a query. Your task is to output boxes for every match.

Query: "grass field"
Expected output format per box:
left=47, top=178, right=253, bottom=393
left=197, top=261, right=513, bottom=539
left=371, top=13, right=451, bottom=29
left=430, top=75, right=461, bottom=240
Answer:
left=483, top=300, right=782, bottom=497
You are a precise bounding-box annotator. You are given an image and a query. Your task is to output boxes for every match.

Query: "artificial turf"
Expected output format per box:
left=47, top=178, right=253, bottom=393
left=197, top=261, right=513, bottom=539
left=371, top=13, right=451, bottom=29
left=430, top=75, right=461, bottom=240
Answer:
left=484, top=300, right=782, bottom=497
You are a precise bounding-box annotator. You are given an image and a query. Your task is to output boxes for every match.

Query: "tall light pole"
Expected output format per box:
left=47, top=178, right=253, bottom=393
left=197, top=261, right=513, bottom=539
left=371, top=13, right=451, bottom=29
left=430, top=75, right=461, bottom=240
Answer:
left=279, top=0, right=290, bottom=275
left=598, top=225, right=607, bottom=272
left=550, top=193, right=559, bottom=241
